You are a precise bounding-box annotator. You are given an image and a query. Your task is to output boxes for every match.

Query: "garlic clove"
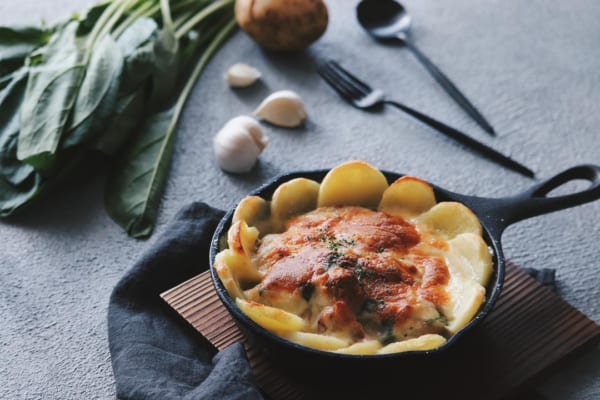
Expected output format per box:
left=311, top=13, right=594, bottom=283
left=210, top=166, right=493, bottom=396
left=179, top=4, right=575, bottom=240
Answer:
left=213, top=116, right=269, bottom=173
left=254, top=90, right=307, bottom=128
left=226, top=63, right=261, bottom=87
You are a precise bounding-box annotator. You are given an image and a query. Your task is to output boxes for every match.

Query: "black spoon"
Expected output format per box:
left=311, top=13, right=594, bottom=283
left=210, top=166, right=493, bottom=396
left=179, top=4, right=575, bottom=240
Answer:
left=356, top=0, right=496, bottom=136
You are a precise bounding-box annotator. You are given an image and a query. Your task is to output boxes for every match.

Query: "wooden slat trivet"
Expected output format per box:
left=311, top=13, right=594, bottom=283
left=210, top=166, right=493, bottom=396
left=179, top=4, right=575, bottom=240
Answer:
left=161, top=263, right=600, bottom=400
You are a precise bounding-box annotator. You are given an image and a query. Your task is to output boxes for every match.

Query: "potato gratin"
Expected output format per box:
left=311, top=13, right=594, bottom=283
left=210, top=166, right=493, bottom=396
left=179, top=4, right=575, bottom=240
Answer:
left=215, top=161, right=493, bottom=355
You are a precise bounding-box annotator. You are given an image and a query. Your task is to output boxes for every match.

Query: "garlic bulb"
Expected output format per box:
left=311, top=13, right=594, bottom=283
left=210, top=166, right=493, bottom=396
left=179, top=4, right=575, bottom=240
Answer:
left=226, top=63, right=261, bottom=87
left=213, top=116, right=269, bottom=173
left=254, top=90, right=307, bottom=128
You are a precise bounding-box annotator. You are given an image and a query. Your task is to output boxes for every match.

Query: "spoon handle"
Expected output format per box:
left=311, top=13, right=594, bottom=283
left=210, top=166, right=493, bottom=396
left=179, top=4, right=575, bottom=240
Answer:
left=399, top=37, right=496, bottom=136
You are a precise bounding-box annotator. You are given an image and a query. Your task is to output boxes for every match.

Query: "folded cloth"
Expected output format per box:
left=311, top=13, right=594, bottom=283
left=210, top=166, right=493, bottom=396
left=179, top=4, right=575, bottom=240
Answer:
left=108, top=202, right=264, bottom=400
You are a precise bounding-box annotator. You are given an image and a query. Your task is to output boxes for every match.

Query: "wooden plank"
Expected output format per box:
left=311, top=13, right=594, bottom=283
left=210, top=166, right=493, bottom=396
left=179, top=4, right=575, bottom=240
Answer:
left=161, top=263, right=600, bottom=400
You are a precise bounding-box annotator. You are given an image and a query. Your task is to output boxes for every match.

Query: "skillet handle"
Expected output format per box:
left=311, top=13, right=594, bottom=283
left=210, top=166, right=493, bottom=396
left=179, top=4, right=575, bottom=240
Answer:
left=461, top=164, right=600, bottom=235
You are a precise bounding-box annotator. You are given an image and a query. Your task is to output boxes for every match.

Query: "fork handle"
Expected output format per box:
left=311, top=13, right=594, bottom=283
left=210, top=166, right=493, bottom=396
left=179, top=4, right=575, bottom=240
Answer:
left=384, top=100, right=535, bottom=178
left=398, top=37, right=495, bottom=136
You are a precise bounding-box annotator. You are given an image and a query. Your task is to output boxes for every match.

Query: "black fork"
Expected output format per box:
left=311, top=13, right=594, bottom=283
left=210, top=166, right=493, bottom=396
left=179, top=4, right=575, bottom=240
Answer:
left=317, top=60, right=535, bottom=178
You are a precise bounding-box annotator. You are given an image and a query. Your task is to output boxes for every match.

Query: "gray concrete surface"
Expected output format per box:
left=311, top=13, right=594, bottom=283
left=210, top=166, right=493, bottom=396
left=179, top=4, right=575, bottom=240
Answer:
left=1, top=0, right=599, bottom=399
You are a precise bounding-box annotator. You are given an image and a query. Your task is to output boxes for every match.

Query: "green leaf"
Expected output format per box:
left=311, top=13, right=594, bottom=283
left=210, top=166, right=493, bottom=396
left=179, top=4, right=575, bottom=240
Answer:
left=116, top=18, right=159, bottom=94
left=105, top=107, right=177, bottom=237
left=0, top=172, right=42, bottom=218
left=0, top=26, right=51, bottom=76
left=148, top=28, right=180, bottom=110
left=92, top=87, right=146, bottom=156
left=92, top=18, right=160, bottom=156
left=0, top=67, right=34, bottom=185
left=0, top=149, right=91, bottom=218
left=17, top=21, right=86, bottom=170
left=117, top=17, right=158, bottom=56
left=61, top=34, right=123, bottom=149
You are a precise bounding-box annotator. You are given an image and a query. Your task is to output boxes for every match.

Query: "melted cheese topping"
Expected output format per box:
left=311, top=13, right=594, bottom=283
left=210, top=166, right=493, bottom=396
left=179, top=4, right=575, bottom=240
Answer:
left=246, top=206, right=450, bottom=343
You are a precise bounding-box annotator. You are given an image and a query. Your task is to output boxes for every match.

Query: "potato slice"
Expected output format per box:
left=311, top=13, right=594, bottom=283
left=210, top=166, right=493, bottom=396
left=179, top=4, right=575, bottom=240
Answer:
left=317, top=160, right=388, bottom=208
left=227, top=220, right=259, bottom=257
left=214, top=252, right=245, bottom=299
left=418, top=201, right=482, bottom=238
left=271, top=178, right=320, bottom=220
left=442, top=249, right=486, bottom=333
left=449, top=233, right=493, bottom=286
left=334, top=340, right=382, bottom=355
left=379, top=176, right=436, bottom=216
left=233, top=195, right=271, bottom=233
left=284, top=331, right=350, bottom=351
left=220, top=249, right=262, bottom=284
left=445, top=281, right=485, bottom=333
left=224, top=221, right=261, bottom=283
left=236, top=298, right=306, bottom=332
left=377, top=334, right=446, bottom=354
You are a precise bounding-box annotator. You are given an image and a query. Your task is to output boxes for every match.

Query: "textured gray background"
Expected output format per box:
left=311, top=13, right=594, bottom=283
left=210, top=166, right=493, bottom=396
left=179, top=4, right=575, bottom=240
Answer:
left=1, top=0, right=599, bottom=399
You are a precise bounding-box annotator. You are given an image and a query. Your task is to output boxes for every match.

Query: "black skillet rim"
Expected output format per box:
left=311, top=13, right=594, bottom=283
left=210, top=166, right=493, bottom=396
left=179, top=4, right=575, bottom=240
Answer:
left=209, top=169, right=505, bottom=360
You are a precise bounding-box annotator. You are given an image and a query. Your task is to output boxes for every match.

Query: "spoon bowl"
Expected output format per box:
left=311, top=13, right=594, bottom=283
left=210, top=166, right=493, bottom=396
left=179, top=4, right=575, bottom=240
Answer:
left=357, top=0, right=412, bottom=40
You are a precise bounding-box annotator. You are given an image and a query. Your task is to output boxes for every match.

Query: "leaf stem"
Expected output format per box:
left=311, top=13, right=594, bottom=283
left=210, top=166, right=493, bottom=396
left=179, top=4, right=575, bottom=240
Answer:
left=159, top=0, right=174, bottom=33
left=185, top=10, right=233, bottom=51
left=111, top=0, right=155, bottom=38
left=174, top=0, right=234, bottom=39
left=173, top=18, right=236, bottom=121
left=173, top=0, right=219, bottom=33
left=173, top=5, right=203, bottom=31
left=112, top=0, right=219, bottom=39
left=138, top=4, right=162, bottom=21
left=171, top=0, right=207, bottom=12
left=86, top=0, right=122, bottom=49
left=95, top=0, right=138, bottom=44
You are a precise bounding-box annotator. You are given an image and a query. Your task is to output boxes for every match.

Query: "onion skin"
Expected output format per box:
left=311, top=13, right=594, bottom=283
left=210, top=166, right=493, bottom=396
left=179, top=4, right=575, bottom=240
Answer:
left=235, top=0, right=329, bottom=51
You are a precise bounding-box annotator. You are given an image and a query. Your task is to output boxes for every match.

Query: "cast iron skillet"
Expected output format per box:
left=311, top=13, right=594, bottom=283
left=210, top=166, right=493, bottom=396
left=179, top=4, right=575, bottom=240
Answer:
left=209, top=164, right=600, bottom=376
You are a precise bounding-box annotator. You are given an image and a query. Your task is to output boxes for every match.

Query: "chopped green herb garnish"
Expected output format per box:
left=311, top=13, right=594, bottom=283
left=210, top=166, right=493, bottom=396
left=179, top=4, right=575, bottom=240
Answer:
left=328, top=241, right=341, bottom=251
left=340, top=238, right=356, bottom=246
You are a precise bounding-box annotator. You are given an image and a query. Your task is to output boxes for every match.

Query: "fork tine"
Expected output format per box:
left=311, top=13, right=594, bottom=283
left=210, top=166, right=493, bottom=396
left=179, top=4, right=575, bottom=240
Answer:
left=319, top=62, right=367, bottom=100
left=317, top=64, right=358, bottom=104
left=327, top=61, right=372, bottom=94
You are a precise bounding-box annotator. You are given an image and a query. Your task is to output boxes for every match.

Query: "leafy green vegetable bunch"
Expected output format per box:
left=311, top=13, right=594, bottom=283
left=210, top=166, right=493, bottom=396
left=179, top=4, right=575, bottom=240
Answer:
left=0, top=0, right=236, bottom=237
